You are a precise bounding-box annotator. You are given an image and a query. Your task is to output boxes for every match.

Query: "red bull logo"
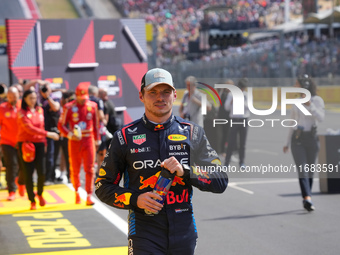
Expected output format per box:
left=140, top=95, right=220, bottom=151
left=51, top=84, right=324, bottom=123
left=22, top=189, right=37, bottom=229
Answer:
left=155, top=190, right=167, bottom=197
left=172, top=176, right=185, bottom=186
left=154, top=124, right=164, bottom=131
left=194, top=166, right=210, bottom=179
left=167, top=189, right=189, bottom=204
left=140, top=172, right=185, bottom=190
left=114, top=193, right=131, bottom=205
left=139, top=171, right=160, bottom=189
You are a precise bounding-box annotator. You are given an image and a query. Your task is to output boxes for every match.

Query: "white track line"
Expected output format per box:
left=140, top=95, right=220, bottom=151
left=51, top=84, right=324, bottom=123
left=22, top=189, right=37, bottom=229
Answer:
left=228, top=184, right=254, bottom=194
left=66, top=183, right=128, bottom=236
left=249, top=149, right=279, bottom=156
left=228, top=178, right=315, bottom=195
left=230, top=179, right=299, bottom=186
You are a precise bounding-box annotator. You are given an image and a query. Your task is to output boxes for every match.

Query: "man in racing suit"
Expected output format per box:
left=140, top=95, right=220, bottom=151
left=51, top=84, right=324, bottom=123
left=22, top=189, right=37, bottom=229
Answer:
left=95, top=68, right=228, bottom=255
left=58, top=83, right=101, bottom=205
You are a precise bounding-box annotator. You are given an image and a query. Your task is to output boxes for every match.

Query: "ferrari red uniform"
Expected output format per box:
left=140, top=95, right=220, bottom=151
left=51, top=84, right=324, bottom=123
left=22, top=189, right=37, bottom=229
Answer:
left=58, top=99, right=100, bottom=195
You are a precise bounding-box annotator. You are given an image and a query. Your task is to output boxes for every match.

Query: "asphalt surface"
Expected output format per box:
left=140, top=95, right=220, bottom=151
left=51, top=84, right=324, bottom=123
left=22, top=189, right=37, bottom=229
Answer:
left=1, top=105, right=339, bottom=255
left=0, top=0, right=26, bottom=25
left=1, top=1, right=339, bottom=254
left=106, top=106, right=340, bottom=255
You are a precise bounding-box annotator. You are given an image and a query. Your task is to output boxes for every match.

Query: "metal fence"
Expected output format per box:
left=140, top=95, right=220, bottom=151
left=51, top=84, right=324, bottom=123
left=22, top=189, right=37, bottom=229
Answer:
left=160, top=37, right=340, bottom=88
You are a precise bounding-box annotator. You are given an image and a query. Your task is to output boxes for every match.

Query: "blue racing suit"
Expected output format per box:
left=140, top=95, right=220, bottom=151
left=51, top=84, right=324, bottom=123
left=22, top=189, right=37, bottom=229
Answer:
left=95, top=114, right=228, bottom=255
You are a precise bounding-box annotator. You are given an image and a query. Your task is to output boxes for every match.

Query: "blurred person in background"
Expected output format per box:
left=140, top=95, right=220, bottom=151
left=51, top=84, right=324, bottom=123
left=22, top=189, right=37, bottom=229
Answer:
left=13, top=83, right=24, bottom=99
left=0, top=82, right=8, bottom=183
left=224, top=78, right=249, bottom=168
left=21, top=79, right=61, bottom=185
left=0, top=86, right=25, bottom=201
left=98, top=88, right=120, bottom=137
left=179, top=75, right=211, bottom=127
left=17, top=89, right=59, bottom=210
left=40, top=82, right=61, bottom=185
left=88, top=85, right=107, bottom=176
left=216, top=79, right=233, bottom=155
left=97, top=88, right=120, bottom=172
left=58, top=83, right=100, bottom=206
left=54, top=90, right=75, bottom=183
left=283, top=74, right=325, bottom=212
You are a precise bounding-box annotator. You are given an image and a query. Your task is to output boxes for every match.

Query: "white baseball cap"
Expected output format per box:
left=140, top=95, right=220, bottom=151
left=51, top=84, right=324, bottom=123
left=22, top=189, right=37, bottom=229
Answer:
left=141, top=68, right=174, bottom=91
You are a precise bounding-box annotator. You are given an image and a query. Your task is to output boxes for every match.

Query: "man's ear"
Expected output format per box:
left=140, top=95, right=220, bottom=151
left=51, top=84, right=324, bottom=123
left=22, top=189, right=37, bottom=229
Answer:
left=173, top=90, right=177, bottom=101
left=139, top=91, right=144, bottom=102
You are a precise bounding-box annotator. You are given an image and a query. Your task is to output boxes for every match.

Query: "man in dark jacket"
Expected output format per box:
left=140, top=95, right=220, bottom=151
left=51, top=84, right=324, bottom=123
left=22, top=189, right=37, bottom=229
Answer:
left=95, top=68, right=228, bottom=255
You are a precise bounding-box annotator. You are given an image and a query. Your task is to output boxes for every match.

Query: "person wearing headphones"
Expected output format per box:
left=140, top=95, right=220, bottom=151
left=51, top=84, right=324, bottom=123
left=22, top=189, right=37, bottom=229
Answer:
left=283, top=74, right=325, bottom=212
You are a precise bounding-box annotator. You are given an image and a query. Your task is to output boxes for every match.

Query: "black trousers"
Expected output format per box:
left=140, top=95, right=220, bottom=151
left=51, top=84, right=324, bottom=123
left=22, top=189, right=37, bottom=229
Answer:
left=225, top=118, right=248, bottom=166
left=128, top=236, right=197, bottom=255
left=1, top=144, right=25, bottom=193
left=45, top=137, right=56, bottom=182
left=18, top=142, right=46, bottom=203
left=54, top=137, right=70, bottom=180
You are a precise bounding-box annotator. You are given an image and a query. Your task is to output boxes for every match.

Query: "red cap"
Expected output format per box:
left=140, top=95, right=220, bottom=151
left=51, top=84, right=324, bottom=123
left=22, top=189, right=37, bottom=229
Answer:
left=75, top=82, right=90, bottom=99
left=22, top=142, right=35, bottom=162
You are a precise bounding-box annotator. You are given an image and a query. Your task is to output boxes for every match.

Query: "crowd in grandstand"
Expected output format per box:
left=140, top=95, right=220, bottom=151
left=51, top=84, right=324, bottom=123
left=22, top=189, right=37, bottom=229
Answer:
left=192, top=33, right=340, bottom=80
left=114, top=0, right=304, bottom=65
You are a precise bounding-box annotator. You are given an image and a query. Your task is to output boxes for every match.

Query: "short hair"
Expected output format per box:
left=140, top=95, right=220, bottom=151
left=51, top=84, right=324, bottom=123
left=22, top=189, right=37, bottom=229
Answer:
left=185, top=76, right=197, bottom=87
left=297, top=74, right=317, bottom=96
left=88, top=85, right=98, bottom=96
left=62, top=90, right=75, bottom=100
left=237, top=78, right=248, bottom=89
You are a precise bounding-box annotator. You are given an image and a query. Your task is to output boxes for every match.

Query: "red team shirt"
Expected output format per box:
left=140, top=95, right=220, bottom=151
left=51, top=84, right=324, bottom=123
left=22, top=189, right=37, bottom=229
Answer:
left=58, top=100, right=100, bottom=141
left=0, top=101, right=21, bottom=147
left=17, top=106, right=47, bottom=144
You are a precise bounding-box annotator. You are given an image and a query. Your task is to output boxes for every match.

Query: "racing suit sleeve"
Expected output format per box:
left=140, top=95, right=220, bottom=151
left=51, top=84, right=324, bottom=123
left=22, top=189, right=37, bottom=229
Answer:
left=58, top=105, right=73, bottom=139
left=186, top=125, right=228, bottom=193
left=95, top=130, right=140, bottom=210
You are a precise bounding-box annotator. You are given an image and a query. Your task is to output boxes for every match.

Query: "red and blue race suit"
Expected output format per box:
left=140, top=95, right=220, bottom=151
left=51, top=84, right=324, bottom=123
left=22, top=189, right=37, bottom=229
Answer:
left=95, top=114, right=228, bottom=254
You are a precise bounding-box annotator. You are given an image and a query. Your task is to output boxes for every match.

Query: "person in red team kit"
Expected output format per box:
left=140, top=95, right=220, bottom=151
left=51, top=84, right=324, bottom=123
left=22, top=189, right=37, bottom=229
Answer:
left=0, top=87, right=25, bottom=201
left=17, top=89, right=59, bottom=210
left=58, top=83, right=101, bottom=205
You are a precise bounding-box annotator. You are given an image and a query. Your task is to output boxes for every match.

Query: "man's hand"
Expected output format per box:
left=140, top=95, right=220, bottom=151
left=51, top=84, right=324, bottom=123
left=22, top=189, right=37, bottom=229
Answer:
left=161, top=156, right=184, bottom=177
left=137, top=192, right=163, bottom=213
left=47, top=131, right=59, bottom=141
left=40, top=90, right=50, bottom=99
left=71, top=133, right=82, bottom=141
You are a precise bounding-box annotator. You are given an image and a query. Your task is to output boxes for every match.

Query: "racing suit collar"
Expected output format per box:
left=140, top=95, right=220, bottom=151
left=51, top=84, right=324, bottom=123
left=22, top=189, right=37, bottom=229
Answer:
left=142, top=114, right=175, bottom=131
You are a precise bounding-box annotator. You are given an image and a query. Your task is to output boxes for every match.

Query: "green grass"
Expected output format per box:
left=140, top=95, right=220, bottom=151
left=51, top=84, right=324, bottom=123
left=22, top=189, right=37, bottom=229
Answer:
left=36, top=0, right=79, bottom=19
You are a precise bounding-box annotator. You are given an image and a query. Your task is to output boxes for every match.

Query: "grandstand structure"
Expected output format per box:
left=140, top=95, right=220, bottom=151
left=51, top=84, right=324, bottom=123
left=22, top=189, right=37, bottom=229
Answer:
left=112, top=0, right=340, bottom=88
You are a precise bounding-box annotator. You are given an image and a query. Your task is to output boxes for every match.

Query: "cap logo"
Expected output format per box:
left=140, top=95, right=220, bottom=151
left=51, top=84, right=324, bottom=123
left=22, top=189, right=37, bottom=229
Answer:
left=154, top=72, right=166, bottom=78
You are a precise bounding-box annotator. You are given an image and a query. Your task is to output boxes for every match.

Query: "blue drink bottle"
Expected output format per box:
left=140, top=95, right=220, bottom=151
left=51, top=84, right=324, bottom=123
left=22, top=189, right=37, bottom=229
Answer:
left=145, top=168, right=175, bottom=215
